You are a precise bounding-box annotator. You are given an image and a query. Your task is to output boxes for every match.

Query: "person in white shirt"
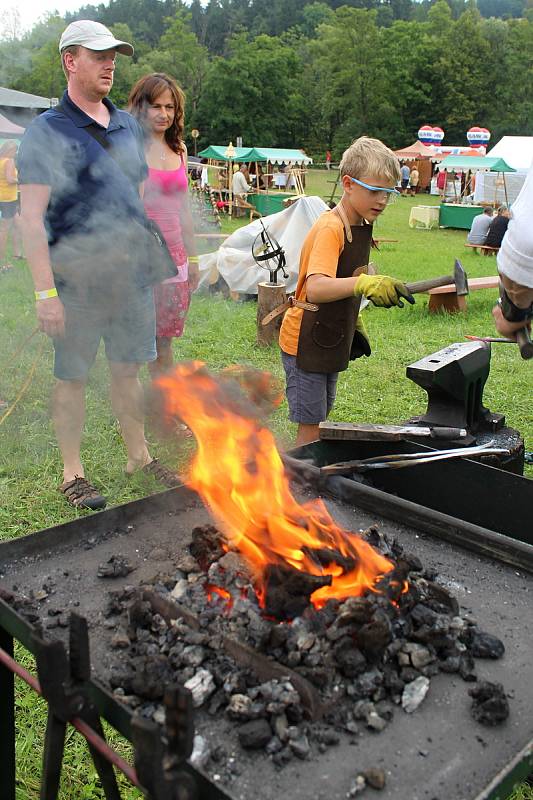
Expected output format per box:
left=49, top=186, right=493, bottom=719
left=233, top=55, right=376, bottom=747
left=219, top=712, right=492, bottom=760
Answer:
left=232, top=164, right=251, bottom=199
left=492, top=161, right=533, bottom=339
left=466, top=206, right=493, bottom=245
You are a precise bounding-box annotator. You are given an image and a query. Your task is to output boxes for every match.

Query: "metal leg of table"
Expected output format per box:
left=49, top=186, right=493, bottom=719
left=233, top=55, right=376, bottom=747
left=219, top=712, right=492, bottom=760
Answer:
left=0, top=626, right=16, bottom=800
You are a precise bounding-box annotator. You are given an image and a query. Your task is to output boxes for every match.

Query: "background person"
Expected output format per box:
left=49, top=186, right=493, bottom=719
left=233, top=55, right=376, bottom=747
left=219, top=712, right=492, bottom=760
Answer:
left=278, top=136, right=414, bottom=447
left=400, top=162, right=410, bottom=195
left=18, top=20, right=180, bottom=511
left=436, top=168, right=447, bottom=199
left=128, top=73, right=199, bottom=381
left=484, top=205, right=510, bottom=250
left=409, top=165, right=419, bottom=196
left=0, top=141, right=19, bottom=271
left=466, top=206, right=493, bottom=245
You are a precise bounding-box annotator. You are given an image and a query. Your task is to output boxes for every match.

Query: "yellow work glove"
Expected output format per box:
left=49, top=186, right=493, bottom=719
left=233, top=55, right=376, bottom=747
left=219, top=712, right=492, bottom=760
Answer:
left=355, top=273, right=415, bottom=309
left=350, top=314, right=371, bottom=360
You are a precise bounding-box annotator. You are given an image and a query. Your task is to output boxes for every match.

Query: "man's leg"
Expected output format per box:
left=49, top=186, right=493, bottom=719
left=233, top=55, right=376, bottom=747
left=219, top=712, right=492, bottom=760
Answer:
left=53, top=379, right=87, bottom=482
left=109, top=361, right=152, bottom=474
left=148, top=336, right=173, bottom=381
left=0, top=219, right=10, bottom=265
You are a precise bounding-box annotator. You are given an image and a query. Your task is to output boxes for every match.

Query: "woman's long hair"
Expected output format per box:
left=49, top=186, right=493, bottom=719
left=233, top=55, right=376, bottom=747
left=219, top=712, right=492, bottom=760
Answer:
left=127, top=73, right=185, bottom=155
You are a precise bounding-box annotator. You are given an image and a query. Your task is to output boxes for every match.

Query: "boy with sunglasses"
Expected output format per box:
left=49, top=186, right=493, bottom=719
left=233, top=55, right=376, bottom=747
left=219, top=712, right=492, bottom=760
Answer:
left=279, top=136, right=414, bottom=446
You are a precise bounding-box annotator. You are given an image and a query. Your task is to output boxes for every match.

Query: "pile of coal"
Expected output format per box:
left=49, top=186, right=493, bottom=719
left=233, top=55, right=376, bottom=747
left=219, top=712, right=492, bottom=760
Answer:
left=100, top=523, right=507, bottom=779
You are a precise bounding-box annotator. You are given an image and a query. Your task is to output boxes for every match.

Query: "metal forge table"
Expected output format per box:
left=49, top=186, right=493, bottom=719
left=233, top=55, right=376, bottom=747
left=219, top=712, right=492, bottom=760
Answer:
left=0, top=450, right=532, bottom=800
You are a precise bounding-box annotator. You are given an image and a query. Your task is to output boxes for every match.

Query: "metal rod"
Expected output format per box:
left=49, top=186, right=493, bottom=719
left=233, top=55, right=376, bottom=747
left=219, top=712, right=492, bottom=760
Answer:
left=0, top=645, right=141, bottom=788
left=465, top=335, right=515, bottom=344
left=321, top=443, right=509, bottom=474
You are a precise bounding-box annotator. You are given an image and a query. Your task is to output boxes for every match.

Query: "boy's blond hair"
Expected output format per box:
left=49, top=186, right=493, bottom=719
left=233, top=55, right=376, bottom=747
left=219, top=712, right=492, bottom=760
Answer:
left=339, top=136, right=400, bottom=184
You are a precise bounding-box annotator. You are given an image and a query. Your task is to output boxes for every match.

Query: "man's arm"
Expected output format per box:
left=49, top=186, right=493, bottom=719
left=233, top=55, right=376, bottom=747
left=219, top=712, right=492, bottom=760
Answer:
left=20, top=184, right=65, bottom=338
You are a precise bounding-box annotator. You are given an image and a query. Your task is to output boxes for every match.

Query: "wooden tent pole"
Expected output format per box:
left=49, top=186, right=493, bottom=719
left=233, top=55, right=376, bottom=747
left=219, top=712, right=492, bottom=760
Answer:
left=503, top=173, right=509, bottom=207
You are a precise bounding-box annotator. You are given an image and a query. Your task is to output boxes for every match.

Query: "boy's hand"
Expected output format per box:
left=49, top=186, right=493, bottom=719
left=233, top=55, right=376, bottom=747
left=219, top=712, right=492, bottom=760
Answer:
left=355, top=273, right=415, bottom=308
left=350, top=315, right=371, bottom=359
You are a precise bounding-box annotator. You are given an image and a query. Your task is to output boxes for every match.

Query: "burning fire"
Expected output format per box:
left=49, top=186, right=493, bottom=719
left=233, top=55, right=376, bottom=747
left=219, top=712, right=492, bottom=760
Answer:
left=157, top=363, right=393, bottom=609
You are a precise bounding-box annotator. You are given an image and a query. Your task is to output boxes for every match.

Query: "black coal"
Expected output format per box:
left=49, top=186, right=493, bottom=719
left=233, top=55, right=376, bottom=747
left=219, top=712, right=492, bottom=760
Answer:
left=101, top=521, right=508, bottom=773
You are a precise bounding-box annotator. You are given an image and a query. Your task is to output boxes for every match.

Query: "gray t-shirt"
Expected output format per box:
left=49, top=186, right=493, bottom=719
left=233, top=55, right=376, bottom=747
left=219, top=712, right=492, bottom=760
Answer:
left=467, top=212, right=493, bottom=245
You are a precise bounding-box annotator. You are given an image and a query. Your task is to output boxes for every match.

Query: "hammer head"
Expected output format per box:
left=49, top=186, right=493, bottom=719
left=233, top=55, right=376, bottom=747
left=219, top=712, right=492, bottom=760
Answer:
left=454, top=259, right=469, bottom=296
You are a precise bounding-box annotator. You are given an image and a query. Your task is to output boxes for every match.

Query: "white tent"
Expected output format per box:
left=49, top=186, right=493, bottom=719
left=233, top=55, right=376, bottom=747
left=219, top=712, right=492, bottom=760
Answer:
left=198, top=196, right=328, bottom=294
left=475, top=136, right=533, bottom=205
left=486, top=136, right=533, bottom=172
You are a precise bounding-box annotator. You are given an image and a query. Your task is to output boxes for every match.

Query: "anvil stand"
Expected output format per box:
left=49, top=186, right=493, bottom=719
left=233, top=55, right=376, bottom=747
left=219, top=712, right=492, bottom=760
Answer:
left=404, top=340, right=524, bottom=474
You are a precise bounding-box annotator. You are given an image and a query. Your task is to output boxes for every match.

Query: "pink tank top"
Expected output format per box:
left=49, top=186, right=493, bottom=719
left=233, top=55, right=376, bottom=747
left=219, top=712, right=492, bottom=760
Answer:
left=144, top=160, right=189, bottom=282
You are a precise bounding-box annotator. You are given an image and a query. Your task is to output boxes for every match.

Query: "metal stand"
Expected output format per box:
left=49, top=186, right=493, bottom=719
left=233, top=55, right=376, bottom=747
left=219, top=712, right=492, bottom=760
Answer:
left=35, top=616, right=121, bottom=800
left=0, top=624, right=15, bottom=800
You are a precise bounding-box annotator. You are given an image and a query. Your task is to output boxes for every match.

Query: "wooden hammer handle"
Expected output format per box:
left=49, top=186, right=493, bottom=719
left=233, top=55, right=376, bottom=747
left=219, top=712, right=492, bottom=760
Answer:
left=406, top=276, right=454, bottom=294
left=516, top=328, right=533, bottom=360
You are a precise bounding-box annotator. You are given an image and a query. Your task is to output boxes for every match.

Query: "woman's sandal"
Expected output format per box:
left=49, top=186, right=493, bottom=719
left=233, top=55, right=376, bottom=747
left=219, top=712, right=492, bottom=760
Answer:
left=141, top=458, right=181, bottom=488
left=59, top=476, right=107, bottom=510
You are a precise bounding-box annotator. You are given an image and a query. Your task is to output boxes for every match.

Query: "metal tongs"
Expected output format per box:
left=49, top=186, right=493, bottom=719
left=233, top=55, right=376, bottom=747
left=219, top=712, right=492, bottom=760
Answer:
left=319, top=440, right=510, bottom=475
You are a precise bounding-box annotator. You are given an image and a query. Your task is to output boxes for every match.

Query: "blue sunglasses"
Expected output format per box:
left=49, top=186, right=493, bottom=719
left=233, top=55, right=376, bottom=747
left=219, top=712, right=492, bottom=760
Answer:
left=349, top=177, right=400, bottom=200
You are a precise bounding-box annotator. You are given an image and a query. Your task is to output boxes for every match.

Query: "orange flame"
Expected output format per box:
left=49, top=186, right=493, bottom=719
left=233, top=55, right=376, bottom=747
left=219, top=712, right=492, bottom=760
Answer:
left=157, top=363, right=393, bottom=609
left=206, top=584, right=233, bottom=610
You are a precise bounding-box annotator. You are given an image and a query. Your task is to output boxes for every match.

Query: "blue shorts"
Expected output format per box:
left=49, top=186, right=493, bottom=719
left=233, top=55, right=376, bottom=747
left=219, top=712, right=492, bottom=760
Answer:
left=281, top=351, right=338, bottom=424
left=54, top=287, right=156, bottom=380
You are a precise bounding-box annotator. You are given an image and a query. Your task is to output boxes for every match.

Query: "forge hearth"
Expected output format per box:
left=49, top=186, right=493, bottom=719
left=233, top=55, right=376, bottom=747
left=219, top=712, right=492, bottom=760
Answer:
left=98, top=515, right=512, bottom=777
left=1, top=479, right=532, bottom=800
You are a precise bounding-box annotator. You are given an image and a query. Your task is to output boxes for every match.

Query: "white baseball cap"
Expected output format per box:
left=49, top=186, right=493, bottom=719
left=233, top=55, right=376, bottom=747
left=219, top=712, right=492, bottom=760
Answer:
left=59, top=20, right=134, bottom=56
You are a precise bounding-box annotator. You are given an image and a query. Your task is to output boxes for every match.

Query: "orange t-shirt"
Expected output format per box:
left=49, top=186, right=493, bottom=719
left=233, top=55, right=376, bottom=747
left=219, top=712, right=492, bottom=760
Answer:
left=279, top=210, right=344, bottom=355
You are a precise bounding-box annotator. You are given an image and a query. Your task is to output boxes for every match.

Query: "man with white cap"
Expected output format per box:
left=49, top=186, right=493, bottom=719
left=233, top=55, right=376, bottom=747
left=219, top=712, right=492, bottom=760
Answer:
left=18, top=21, right=180, bottom=510
left=492, top=160, right=533, bottom=343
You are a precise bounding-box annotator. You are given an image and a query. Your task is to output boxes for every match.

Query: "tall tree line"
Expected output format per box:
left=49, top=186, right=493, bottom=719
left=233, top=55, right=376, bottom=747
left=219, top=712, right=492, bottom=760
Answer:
left=1, top=0, right=532, bottom=158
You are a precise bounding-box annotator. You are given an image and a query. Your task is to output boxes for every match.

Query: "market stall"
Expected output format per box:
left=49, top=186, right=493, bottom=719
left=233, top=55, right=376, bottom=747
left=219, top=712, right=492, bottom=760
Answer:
left=394, top=140, right=443, bottom=191
left=198, top=144, right=312, bottom=216
left=437, top=155, right=516, bottom=229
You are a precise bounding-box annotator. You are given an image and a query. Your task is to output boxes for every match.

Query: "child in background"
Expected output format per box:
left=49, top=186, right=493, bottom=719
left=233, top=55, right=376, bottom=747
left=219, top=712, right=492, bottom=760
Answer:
left=279, top=137, right=414, bottom=446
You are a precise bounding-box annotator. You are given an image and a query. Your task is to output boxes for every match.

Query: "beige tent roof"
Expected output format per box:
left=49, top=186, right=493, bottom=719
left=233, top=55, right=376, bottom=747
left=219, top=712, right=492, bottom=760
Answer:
left=0, top=86, right=52, bottom=109
left=394, top=141, right=443, bottom=161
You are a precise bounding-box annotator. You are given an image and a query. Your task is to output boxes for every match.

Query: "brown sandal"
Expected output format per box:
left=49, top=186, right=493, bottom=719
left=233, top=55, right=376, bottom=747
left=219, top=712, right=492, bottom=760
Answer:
left=142, top=459, right=181, bottom=488
left=59, top=476, right=107, bottom=510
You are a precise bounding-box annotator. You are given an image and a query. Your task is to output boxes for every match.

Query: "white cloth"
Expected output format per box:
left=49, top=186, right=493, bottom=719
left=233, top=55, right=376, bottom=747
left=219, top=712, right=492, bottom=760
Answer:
left=232, top=170, right=250, bottom=196
left=497, top=161, right=533, bottom=288
left=200, top=167, right=209, bottom=188
left=466, top=213, right=493, bottom=245
left=198, top=196, right=328, bottom=294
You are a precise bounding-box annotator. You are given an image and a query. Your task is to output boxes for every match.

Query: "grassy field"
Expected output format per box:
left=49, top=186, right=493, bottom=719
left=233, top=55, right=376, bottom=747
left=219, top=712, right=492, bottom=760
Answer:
left=0, top=169, right=531, bottom=798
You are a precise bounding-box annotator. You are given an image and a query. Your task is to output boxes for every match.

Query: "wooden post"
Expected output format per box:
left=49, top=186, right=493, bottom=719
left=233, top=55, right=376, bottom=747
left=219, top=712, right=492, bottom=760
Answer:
left=257, top=281, right=287, bottom=346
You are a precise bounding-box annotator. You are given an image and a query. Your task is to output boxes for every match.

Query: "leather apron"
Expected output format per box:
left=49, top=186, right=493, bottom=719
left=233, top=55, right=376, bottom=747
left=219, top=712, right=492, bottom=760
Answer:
left=296, top=207, right=372, bottom=374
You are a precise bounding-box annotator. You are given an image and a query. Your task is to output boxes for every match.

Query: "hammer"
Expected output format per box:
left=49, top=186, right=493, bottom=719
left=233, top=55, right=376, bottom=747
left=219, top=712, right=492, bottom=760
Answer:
left=405, top=258, right=468, bottom=298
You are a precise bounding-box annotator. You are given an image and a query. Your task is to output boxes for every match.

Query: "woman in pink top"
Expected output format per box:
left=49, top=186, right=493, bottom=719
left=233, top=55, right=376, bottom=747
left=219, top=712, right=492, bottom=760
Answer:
left=128, top=73, right=199, bottom=378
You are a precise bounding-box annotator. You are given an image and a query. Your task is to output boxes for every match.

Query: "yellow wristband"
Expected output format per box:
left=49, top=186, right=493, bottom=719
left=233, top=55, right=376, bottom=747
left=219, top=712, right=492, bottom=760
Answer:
left=35, top=288, right=58, bottom=300
left=188, top=256, right=199, bottom=263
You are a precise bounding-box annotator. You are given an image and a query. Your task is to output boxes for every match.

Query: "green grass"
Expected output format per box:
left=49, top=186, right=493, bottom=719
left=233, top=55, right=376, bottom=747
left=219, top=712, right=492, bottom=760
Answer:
left=1, top=169, right=531, bottom=798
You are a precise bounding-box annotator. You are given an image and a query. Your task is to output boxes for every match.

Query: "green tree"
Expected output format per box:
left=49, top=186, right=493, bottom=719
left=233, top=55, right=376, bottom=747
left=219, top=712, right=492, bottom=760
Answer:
left=144, top=8, right=209, bottom=118
left=305, top=8, right=391, bottom=155
left=197, top=33, right=306, bottom=147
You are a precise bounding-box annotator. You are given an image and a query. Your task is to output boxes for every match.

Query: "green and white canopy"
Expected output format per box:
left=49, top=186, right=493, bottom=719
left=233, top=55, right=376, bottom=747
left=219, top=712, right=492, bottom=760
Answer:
left=198, top=145, right=312, bottom=165
left=440, top=156, right=515, bottom=173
